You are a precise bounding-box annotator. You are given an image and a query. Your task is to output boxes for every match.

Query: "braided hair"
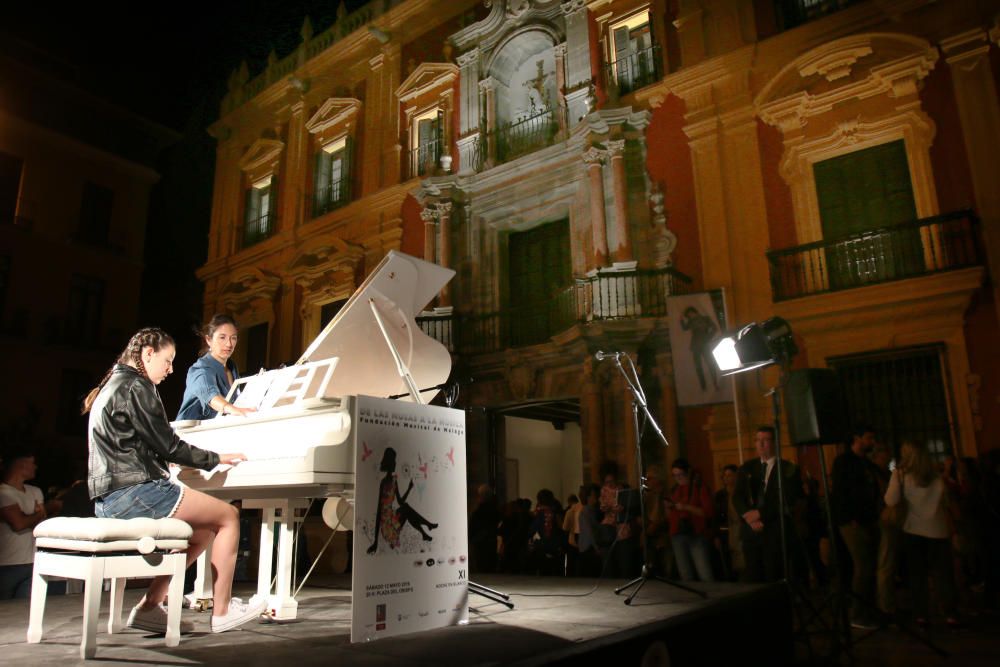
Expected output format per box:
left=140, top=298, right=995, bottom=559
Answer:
left=82, top=328, right=175, bottom=413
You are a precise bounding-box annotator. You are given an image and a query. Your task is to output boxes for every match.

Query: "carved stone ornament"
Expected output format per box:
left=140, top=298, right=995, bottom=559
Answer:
left=305, top=98, right=362, bottom=134
left=220, top=268, right=281, bottom=315
left=396, top=63, right=460, bottom=103
left=507, top=0, right=531, bottom=20
left=505, top=354, right=538, bottom=401
left=237, top=138, right=285, bottom=173
left=756, top=33, right=938, bottom=132
left=420, top=206, right=441, bottom=223
left=582, top=147, right=605, bottom=165
left=287, top=237, right=365, bottom=282
left=605, top=139, right=625, bottom=157
left=456, top=48, right=480, bottom=67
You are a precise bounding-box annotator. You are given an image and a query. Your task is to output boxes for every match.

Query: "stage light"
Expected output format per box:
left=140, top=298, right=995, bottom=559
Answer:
left=711, top=316, right=797, bottom=376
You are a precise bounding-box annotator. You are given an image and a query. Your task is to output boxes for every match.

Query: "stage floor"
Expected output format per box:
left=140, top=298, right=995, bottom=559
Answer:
left=0, top=575, right=791, bottom=666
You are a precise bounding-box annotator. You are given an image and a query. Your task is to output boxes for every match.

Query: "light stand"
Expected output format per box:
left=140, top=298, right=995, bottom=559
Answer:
left=714, top=321, right=943, bottom=661
left=597, top=351, right=706, bottom=605
left=714, top=320, right=836, bottom=660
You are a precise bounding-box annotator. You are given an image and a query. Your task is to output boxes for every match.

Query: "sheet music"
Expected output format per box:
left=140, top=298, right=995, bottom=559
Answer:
left=232, top=376, right=268, bottom=410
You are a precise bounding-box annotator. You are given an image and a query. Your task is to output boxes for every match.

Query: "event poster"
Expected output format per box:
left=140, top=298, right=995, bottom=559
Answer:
left=666, top=290, right=733, bottom=406
left=351, top=395, right=469, bottom=643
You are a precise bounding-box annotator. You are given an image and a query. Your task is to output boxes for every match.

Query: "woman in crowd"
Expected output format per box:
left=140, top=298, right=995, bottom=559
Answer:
left=884, top=440, right=960, bottom=628
left=84, top=327, right=265, bottom=633
left=177, top=314, right=254, bottom=421
left=666, top=458, right=715, bottom=582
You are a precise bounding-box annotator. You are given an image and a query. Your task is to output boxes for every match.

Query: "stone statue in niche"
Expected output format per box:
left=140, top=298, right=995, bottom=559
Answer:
left=522, top=60, right=552, bottom=116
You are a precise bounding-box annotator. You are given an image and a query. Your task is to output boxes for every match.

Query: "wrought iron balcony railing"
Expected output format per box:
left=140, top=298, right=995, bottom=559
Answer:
left=417, top=266, right=691, bottom=355
left=766, top=210, right=981, bottom=301
left=311, top=178, right=351, bottom=218
left=405, top=137, right=444, bottom=180
left=472, top=107, right=559, bottom=171
left=604, top=44, right=662, bottom=96
left=242, top=212, right=275, bottom=249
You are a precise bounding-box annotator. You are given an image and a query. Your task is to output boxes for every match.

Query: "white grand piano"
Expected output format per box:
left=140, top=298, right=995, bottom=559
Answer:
left=171, top=251, right=455, bottom=620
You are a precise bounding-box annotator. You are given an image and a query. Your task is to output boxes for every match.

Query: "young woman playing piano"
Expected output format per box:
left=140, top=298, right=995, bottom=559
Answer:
left=84, top=328, right=267, bottom=633
left=176, top=314, right=255, bottom=421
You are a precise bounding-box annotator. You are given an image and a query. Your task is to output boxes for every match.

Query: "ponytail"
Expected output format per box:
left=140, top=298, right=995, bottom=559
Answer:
left=196, top=314, right=238, bottom=355
left=82, top=327, right=175, bottom=413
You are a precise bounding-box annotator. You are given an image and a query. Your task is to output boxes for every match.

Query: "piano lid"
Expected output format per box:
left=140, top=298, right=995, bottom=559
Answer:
left=297, top=250, right=455, bottom=403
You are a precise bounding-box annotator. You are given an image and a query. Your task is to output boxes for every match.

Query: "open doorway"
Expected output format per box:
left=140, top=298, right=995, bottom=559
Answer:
left=504, top=416, right=582, bottom=507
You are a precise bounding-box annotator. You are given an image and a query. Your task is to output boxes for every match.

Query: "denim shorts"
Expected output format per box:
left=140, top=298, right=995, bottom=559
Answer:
left=95, top=478, right=184, bottom=520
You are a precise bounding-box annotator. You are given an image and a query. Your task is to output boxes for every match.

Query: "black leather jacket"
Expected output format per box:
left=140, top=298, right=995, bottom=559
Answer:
left=88, top=364, right=219, bottom=499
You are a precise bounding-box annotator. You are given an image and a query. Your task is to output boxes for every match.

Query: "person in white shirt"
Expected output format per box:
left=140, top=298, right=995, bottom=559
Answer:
left=0, top=448, right=59, bottom=599
left=884, top=440, right=960, bottom=627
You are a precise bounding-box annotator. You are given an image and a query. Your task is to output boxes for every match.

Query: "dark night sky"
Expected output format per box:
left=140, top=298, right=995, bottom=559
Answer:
left=3, top=1, right=368, bottom=410
left=3, top=1, right=368, bottom=130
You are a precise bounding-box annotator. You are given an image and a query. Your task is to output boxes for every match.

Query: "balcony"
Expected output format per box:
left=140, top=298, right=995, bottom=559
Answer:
left=310, top=178, right=351, bottom=218
left=471, top=107, right=560, bottom=171
left=242, top=212, right=275, bottom=249
left=604, top=44, right=662, bottom=96
left=767, top=210, right=981, bottom=302
left=417, top=266, right=691, bottom=355
left=405, top=136, right=444, bottom=180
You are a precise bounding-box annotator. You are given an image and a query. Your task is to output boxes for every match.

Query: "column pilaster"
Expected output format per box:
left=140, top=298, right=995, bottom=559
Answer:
left=941, top=29, right=1000, bottom=322
left=583, top=147, right=609, bottom=268
left=606, top=139, right=632, bottom=262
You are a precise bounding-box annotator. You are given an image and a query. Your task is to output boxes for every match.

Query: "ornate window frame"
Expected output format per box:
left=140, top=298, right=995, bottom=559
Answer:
left=756, top=33, right=940, bottom=245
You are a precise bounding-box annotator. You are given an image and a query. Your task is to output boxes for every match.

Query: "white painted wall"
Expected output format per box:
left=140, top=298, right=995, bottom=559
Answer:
left=504, top=417, right=582, bottom=506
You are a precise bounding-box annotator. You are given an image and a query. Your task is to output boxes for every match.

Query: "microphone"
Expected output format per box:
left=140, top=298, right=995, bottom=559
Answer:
left=595, top=350, right=621, bottom=361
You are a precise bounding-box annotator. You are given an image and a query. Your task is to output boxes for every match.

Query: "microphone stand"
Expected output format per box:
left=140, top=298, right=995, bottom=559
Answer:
left=601, top=352, right=706, bottom=604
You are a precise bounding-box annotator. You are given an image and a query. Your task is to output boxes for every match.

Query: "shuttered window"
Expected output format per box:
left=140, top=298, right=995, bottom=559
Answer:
left=814, top=140, right=922, bottom=287
left=507, top=219, right=571, bottom=346
left=313, top=136, right=353, bottom=217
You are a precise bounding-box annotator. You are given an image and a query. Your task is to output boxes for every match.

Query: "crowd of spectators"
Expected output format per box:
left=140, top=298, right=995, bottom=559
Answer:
left=467, top=427, right=1000, bottom=631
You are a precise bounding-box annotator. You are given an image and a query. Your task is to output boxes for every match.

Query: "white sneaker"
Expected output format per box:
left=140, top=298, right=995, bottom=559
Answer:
left=210, top=597, right=268, bottom=633
left=127, top=603, right=194, bottom=634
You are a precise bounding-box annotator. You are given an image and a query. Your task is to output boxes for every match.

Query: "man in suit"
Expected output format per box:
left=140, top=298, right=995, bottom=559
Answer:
left=732, top=425, right=802, bottom=583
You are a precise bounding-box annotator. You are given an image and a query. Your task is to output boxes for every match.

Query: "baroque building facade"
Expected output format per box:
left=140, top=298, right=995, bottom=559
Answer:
left=202, top=0, right=1000, bottom=500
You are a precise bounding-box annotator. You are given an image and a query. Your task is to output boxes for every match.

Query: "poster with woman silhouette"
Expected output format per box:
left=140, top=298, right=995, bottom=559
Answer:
left=351, top=395, right=468, bottom=643
left=666, top=290, right=733, bottom=406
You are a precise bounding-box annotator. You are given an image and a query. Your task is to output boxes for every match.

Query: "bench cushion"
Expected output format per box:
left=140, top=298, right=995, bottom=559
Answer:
left=34, top=517, right=192, bottom=554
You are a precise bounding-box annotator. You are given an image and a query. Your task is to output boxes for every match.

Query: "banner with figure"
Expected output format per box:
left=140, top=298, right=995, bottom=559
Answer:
left=666, top=291, right=733, bottom=406
left=351, top=395, right=468, bottom=642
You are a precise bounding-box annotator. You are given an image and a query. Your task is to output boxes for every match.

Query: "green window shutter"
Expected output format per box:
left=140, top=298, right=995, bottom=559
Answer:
left=507, top=220, right=571, bottom=346
left=343, top=136, right=353, bottom=202
left=244, top=187, right=256, bottom=224
left=314, top=151, right=327, bottom=215
left=264, top=175, right=278, bottom=234
left=814, top=139, right=916, bottom=239
left=814, top=140, right=921, bottom=287
left=268, top=175, right=278, bottom=219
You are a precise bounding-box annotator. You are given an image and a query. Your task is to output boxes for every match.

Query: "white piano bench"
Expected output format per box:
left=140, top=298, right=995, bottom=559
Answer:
left=27, top=517, right=192, bottom=660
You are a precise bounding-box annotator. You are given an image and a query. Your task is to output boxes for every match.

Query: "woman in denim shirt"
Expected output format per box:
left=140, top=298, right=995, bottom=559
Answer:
left=177, top=315, right=255, bottom=421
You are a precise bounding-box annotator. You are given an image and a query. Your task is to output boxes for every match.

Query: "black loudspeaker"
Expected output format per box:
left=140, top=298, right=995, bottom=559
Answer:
left=786, top=368, right=848, bottom=445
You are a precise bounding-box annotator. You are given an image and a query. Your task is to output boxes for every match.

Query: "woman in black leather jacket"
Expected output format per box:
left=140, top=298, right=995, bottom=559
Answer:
left=84, top=328, right=266, bottom=634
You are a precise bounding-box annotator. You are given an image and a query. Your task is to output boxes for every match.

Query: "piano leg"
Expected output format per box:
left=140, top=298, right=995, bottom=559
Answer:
left=188, top=538, right=214, bottom=612
left=245, top=498, right=309, bottom=621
